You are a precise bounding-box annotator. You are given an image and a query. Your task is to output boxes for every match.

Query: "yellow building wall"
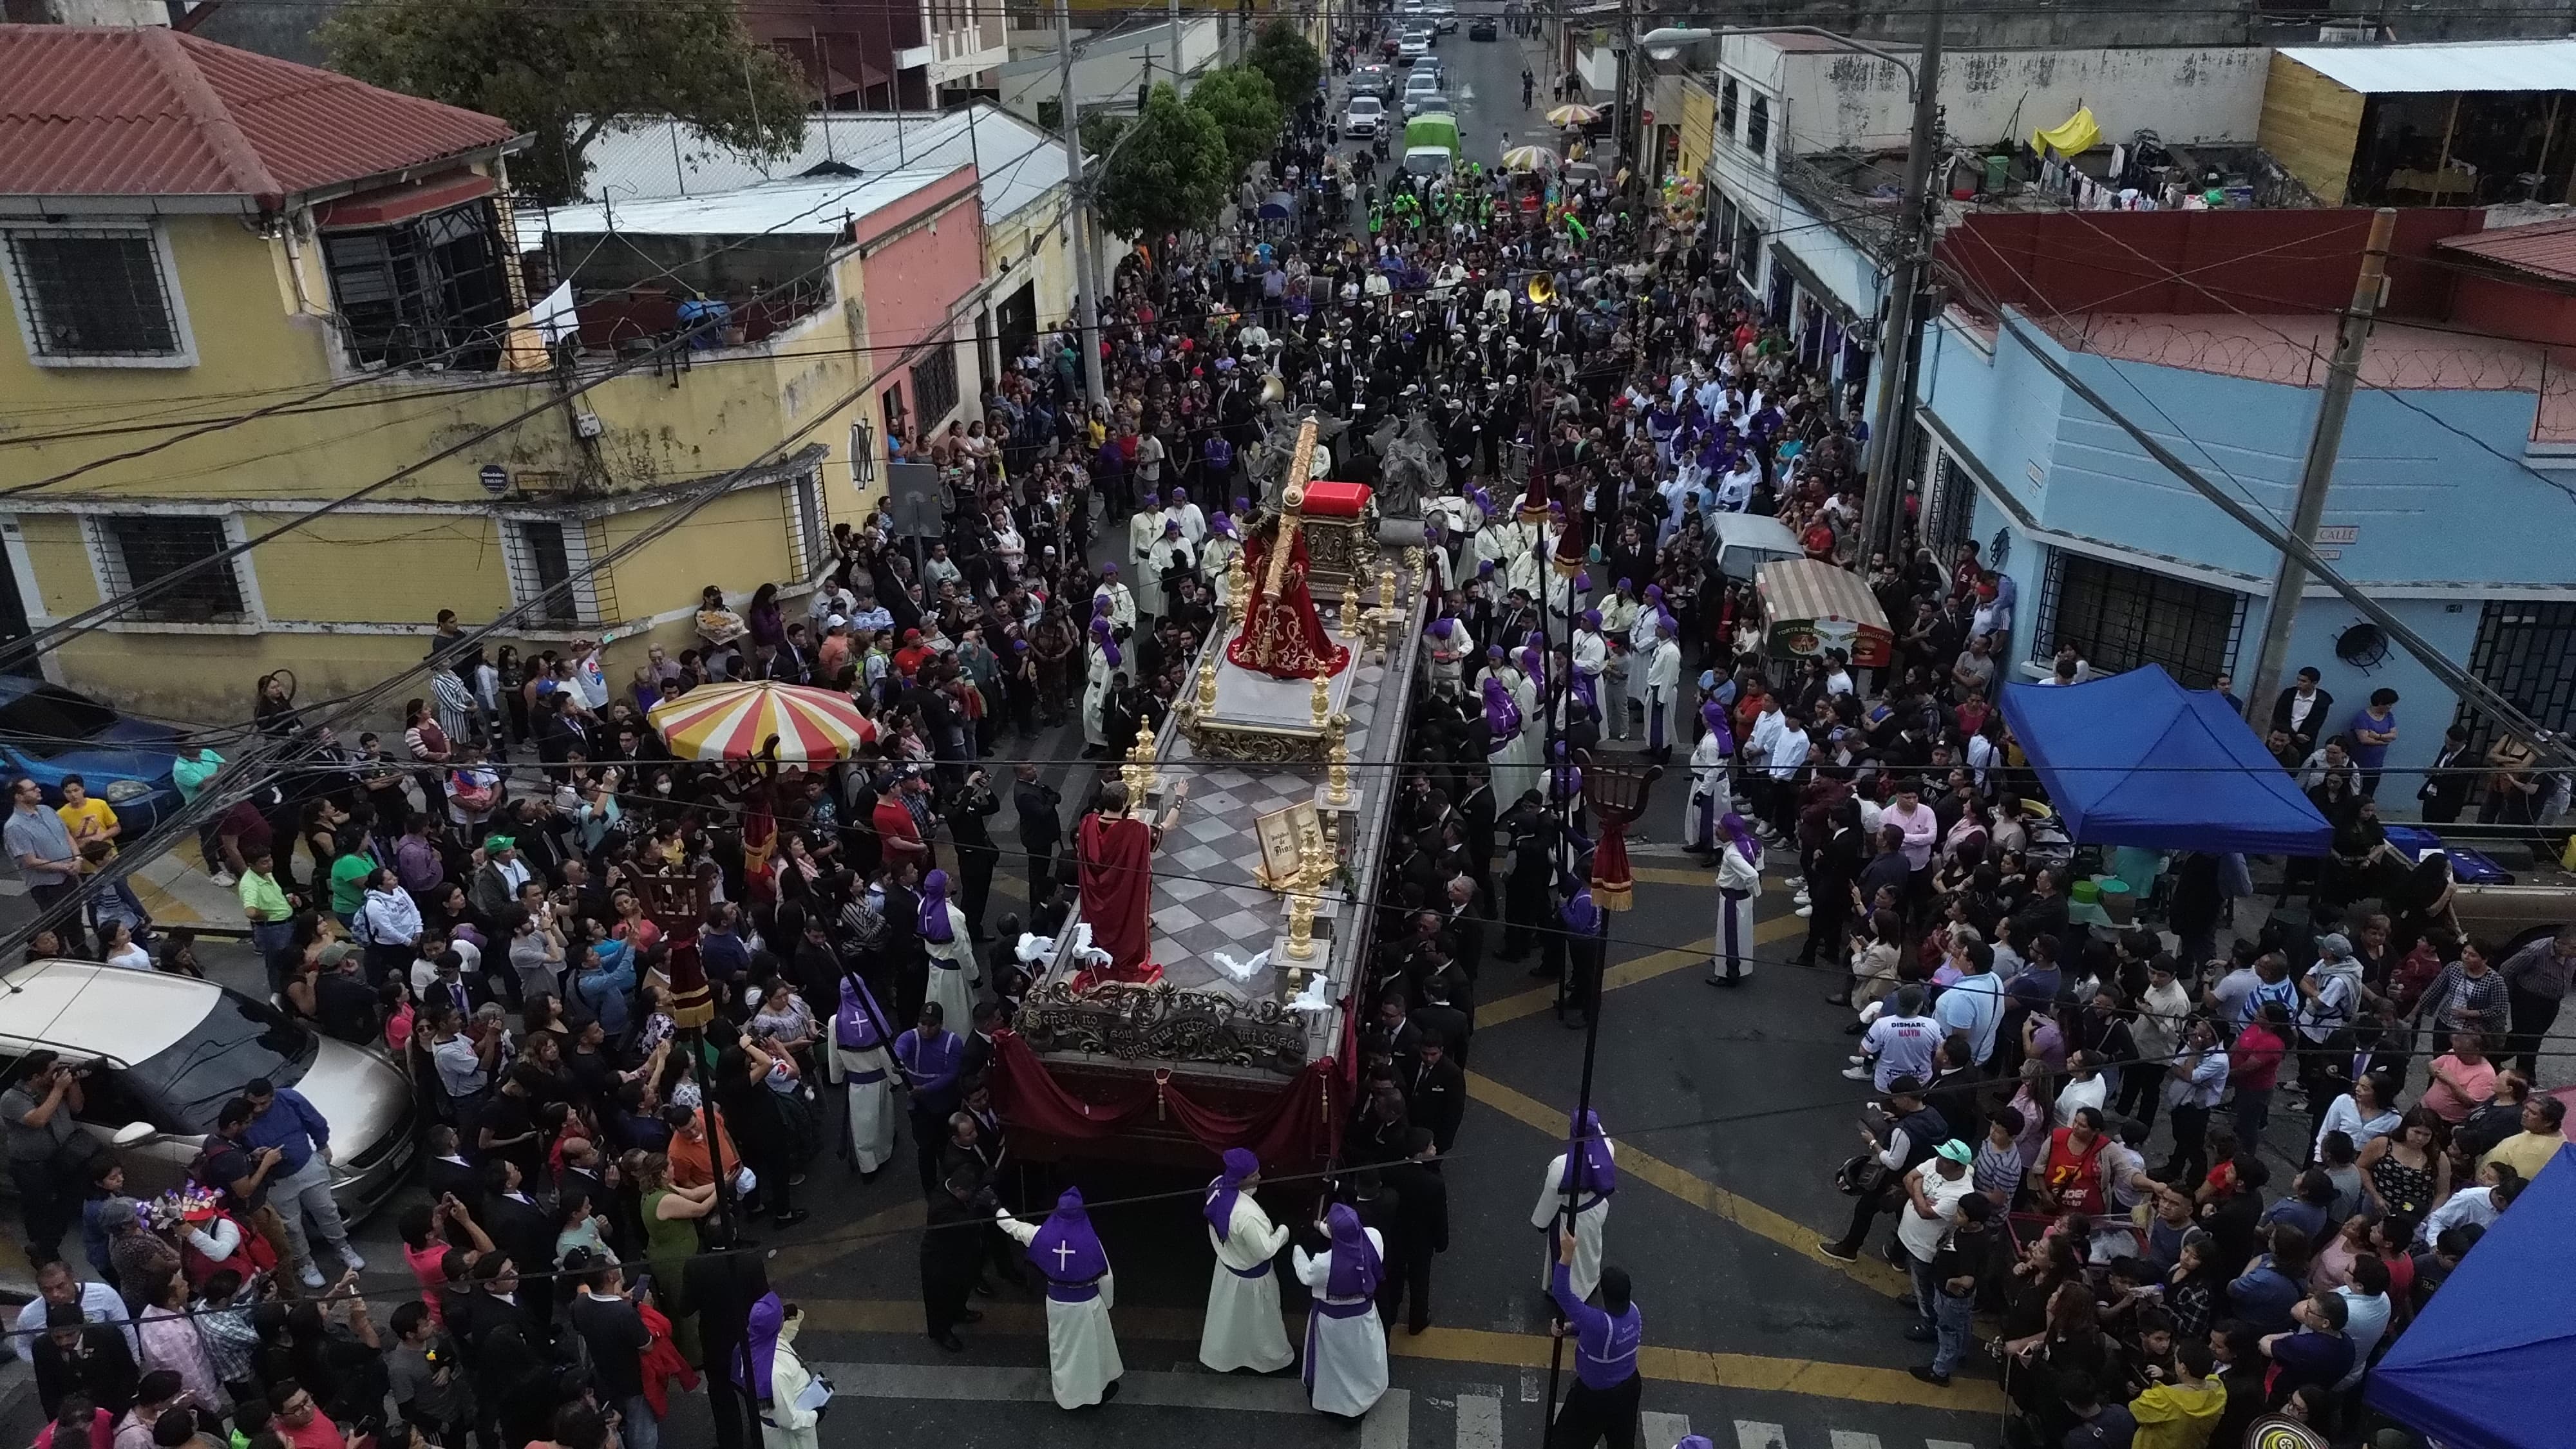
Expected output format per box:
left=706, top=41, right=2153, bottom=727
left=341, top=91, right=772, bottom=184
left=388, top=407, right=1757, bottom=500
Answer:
left=1679, top=80, right=1718, bottom=180
left=250, top=514, right=513, bottom=625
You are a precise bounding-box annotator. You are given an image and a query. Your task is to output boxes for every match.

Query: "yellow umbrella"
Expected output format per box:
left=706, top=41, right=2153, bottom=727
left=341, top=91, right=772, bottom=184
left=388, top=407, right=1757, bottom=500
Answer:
left=1500, top=145, right=1557, bottom=173
left=646, top=681, right=875, bottom=762
left=1546, top=102, right=1600, bottom=128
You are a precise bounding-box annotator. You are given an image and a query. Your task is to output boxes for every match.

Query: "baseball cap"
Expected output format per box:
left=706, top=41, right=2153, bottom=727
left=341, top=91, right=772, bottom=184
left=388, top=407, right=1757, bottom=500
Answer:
left=1935, top=1139, right=1974, bottom=1166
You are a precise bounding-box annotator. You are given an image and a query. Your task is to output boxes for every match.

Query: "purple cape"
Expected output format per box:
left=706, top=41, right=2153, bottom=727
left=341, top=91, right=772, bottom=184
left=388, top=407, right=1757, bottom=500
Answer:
left=1719, top=811, right=1764, bottom=867
left=836, top=976, right=890, bottom=1050
left=1205, top=1148, right=1259, bottom=1236
left=736, top=1292, right=783, bottom=1399
left=1560, top=1109, right=1617, bottom=1194
left=1483, top=676, right=1522, bottom=739
left=1028, top=1188, right=1109, bottom=1283
left=1324, top=1202, right=1383, bottom=1298
left=918, top=868, right=954, bottom=943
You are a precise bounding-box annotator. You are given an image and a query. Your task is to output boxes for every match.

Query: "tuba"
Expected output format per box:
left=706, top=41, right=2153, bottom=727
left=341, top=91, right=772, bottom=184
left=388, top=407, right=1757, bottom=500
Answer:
left=1526, top=271, right=1557, bottom=305
left=1261, top=370, right=1287, bottom=405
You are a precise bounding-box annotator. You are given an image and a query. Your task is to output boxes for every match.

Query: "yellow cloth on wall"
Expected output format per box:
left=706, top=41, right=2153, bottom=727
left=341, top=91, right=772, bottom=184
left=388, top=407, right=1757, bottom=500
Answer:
left=2032, top=106, right=2101, bottom=159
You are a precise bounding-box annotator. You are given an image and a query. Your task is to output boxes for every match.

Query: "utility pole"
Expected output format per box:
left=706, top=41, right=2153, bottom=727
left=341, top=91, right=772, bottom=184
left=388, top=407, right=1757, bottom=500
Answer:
left=1057, top=0, right=1106, bottom=406
left=1170, top=0, right=1184, bottom=89
left=2244, top=207, right=2398, bottom=728
left=1859, top=0, right=1946, bottom=560
left=1616, top=0, right=1637, bottom=170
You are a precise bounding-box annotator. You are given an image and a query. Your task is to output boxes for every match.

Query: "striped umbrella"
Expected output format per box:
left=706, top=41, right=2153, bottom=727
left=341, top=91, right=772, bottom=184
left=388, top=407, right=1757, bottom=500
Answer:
left=1545, top=102, right=1600, bottom=127
left=647, top=681, right=874, bottom=762
left=1500, top=145, right=1557, bottom=173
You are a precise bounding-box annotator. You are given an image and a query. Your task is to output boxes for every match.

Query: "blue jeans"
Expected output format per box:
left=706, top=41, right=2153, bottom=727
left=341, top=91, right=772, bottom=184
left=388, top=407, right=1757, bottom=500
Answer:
left=251, top=921, right=294, bottom=994
left=1931, top=1288, right=1977, bottom=1376
left=2233, top=1085, right=2273, bottom=1147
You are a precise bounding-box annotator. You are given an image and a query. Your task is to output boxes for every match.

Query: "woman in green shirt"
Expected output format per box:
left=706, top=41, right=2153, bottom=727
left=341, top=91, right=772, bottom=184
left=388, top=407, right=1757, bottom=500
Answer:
left=326, top=831, right=376, bottom=927
left=632, top=1148, right=718, bottom=1366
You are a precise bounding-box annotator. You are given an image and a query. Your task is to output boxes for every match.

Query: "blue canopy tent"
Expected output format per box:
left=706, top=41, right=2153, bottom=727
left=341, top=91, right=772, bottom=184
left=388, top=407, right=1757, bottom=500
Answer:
left=1997, top=665, right=2331, bottom=855
left=2365, top=1144, right=2576, bottom=1448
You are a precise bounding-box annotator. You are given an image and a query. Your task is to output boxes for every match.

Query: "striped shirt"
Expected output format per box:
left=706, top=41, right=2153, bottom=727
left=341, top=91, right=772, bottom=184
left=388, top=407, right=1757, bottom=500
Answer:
left=1973, top=1138, right=2025, bottom=1200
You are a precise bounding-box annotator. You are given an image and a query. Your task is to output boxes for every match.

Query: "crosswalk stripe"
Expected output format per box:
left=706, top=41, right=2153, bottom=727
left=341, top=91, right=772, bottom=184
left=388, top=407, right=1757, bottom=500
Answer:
left=1639, top=1410, right=1691, bottom=1449
left=1456, top=1391, right=1504, bottom=1449
left=1734, top=1423, right=1786, bottom=1449
left=1361, top=1386, right=1412, bottom=1449
left=1828, top=1432, right=1882, bottom=1449
left=1925, top=1441, right=1978, bottom=1449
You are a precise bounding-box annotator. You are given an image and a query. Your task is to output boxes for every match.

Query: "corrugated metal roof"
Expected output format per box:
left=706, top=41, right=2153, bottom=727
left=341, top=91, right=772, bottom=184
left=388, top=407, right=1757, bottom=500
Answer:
left=531, top=168, right=962, bottom=238
left=2278, top=38, right=2576, bottom=95
left=579, top=106, right=1067, bottom=225
left=2437, top=215, right=2576, bottom=285
left=0, top=24, right=520, bottom=205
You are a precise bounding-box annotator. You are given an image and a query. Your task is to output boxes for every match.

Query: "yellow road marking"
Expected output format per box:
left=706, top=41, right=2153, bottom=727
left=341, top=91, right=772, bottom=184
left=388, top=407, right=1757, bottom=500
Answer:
left=1475, top=912, right=1801, bottom=1029
left=131, top=872, right=202, bottom=926
left=1464, top=1072, right=1911, bottom=1300
left=1630, top=866, right=1714, bottom=886
left=789, top=1296, right=1999, bottom=1411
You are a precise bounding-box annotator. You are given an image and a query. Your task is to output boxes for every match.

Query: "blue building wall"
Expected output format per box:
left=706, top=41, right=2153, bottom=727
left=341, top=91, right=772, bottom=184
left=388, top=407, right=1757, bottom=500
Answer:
left=1919, top=308, right=2571, bottom=794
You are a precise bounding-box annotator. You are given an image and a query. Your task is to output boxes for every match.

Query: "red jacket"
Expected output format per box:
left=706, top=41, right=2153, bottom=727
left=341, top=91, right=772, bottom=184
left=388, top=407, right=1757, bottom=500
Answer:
left=2230, top=1022, right=2288, bottom=1092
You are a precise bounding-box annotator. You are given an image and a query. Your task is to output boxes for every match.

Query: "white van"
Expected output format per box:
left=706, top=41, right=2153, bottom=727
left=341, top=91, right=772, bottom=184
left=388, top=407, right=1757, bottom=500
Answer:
left=1709, top=513, right=1804, bottom=584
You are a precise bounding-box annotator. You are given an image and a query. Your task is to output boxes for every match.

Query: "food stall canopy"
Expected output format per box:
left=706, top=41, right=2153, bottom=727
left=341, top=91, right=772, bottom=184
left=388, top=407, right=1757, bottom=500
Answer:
left=2365, top=1142, right=2576, bottom=1449
left=1997, top=665, right=2332, bottom=855
left=1754, top=557, right=1891, bottom=668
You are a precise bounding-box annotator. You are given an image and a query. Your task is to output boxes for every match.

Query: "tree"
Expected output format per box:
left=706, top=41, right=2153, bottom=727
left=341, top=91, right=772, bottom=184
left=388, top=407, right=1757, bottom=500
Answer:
left=1086, top=83, right=1229, bottom=240
left=1186, top=65, right=1283, bottom=179
left=321, top=0, right=808, bottom=204
left=1244, top=19, right=1321, bottom=116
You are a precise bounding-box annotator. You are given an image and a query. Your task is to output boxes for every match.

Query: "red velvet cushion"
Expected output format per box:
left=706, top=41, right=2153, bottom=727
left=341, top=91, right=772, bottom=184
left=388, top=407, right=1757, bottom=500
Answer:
left=1302, top=480, right=1372, bottom=518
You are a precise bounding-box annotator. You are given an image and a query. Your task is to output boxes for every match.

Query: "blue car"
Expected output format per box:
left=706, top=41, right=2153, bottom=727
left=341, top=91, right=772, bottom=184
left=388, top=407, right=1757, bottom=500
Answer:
left=0, top=677, right=196, bottom=836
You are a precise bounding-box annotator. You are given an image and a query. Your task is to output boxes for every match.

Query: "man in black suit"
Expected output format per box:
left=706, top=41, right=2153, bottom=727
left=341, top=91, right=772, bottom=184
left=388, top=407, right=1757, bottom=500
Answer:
left=2269, top=666, right=2335, bottom=759
left=477, top=1159, right=557, bottom=1332
left=419, top=949, right=489, bottom=1025
left=1401, top=1033, right=1466, bottom=1153
left=1457, top=772, right=1498, bottom=904
left=419, top=1125, right=486, bottom=1240
left=1012, top=764, right=1063, bottom=905
left=1379, top=1128, right=1450, bottom=1335
left=920, top=1171, right=988, bottom=1352
left=2420, top=724, right=2476, bottom=824
left=1441, top=875, right=1490, bottom=985
left=32, top=1302, right=137, bottom=1421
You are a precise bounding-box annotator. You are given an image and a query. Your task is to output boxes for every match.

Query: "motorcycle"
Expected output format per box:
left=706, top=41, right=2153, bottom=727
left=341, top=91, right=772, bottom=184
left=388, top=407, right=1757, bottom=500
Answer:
left=1372, top=129, right=1390, bottom=161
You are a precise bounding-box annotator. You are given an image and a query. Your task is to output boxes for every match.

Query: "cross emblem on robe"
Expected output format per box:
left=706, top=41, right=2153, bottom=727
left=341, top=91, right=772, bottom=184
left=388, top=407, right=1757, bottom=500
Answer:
left=1053, top=1242, right=1076, bottom=1271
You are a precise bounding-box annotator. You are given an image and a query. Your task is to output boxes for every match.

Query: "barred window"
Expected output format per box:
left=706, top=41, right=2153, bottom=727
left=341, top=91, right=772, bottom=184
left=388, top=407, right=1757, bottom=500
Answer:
left=2036, top=550, right=2242, bottom=688
left=321, top=202, right=515, bottom=371
left=502, top=519, right=581, bottom=624
left=1745, top=95, right=1770, bottom=160
left=5, top=229, right=185, bottom=361
left=93, top=516, right=247, bottom=621
left=913, top=339, right=961, bottom=434
left=1719, top=79, right=1738, bottom=138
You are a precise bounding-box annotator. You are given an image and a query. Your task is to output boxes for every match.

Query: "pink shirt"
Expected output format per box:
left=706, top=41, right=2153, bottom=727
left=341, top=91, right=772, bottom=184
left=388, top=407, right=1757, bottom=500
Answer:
left=1884, top=801, right=1938, bottom=870
left=2419, top=1054, right=2497, bottom=1124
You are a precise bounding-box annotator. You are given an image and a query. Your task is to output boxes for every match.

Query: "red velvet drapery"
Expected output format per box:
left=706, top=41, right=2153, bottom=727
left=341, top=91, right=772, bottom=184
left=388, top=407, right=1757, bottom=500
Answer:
left=987, top=1027, right=1352, bottom=1170
left=1589, top=805, right=1638, bottom=910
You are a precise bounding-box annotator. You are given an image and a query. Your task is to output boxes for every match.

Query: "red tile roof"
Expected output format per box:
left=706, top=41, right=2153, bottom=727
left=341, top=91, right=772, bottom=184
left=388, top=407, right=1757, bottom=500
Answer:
left=0, top=24, right=520, bottom=208
left=2436, top=216, right=2576, bottom=287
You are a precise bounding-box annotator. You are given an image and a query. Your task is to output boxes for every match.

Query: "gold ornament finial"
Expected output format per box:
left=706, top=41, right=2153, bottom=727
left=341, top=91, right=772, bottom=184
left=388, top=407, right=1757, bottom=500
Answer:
left=1324, top=714, right=1354, bottom=807
left=1403, top=546, right=1427, bottom=598
left=1309, top=672, right=1332, bottom=728
left=1340, top=579, right=1363, bottom=638
left=1375, top=563, right=1397, bottom=612
left=1123, top=718, right=1159, bottom=801
left=1195, top=656, right=1218, bottom=711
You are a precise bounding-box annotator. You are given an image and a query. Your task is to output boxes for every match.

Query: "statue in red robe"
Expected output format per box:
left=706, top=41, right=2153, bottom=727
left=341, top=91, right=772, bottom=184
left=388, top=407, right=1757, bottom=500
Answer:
left=1225, top=522, right=1349, bottom=680
left=1071, top=779, right=1188, bottom=990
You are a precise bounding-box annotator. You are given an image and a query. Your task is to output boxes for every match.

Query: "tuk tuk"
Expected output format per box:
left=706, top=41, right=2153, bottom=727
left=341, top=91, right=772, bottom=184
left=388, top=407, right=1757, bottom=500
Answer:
left=1754, top=558, right=1892, bottom=672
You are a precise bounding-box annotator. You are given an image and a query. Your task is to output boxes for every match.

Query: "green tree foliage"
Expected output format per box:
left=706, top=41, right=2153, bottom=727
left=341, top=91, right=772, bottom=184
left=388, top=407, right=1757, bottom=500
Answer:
left=1245, top=20, right=1322, bottom=114
left=1086, top=83, right=1229, bottom=239
left=321, top=0, right=808, bottom=204
left=1185, top=65, right=1283, bottom=178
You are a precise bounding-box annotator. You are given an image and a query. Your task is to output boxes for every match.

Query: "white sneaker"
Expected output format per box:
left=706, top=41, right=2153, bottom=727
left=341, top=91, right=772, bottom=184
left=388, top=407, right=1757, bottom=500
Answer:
left=1840, top=1065, right=1871, bottom=1081
left=1794, top=891, right=1812, bottom=905
left=1794, top=905, right=1812, bottom=918
left=1848, top=1054, right=1868, bottom=1064
left=298, top=1264, right=325, bottom=1289
left=338, top=1245, right=366, bottom=1271
left=210, top=870, right=236, bottom=887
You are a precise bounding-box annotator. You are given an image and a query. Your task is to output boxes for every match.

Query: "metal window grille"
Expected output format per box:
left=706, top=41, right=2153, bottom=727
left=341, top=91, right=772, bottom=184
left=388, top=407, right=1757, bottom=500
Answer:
left=1745, top=95, right=1770, bottom=158
left=2034, top=548, right=2244, bottom=687
left=504, top=520, right=580, bottom=624
left=913, top=338, right=961, bottom=434
left=786, top=471, right=828, bottom=582
left=6, top=230, right=182, bottom=359
left=1921, top=440, right=1973, bottom=567
left=1719, top=79, right=1737, bottom=138
left=91, top=515, right=245, bottom=620
left=2458, top=600, right=2576, bottom=748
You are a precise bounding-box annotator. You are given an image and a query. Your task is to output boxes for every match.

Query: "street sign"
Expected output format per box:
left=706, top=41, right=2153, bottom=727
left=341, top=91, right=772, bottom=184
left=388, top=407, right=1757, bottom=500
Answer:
left=886, top=462, right=945, bottom=539
left=478, top=464, right=510, bottom=495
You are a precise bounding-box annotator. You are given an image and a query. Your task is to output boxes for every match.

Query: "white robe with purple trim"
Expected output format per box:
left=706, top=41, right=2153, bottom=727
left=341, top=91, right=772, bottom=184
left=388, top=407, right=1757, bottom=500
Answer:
left=1292, top=1228, right=1388, bottom=1416
left=997, top=1212, right=1124, bottom=1408
left=1713, top=840, right=1762, bottom=981
left=1530, top=1144, right=1617, bottom=1300
left=1199, top=1193, right=1294, bottom=1372
left=923, top=900, right=978, bottom=1032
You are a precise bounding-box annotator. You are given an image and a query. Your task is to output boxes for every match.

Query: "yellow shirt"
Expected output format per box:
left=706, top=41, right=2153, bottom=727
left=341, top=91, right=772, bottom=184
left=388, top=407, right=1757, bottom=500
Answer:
left=57, top=798, right=117, bottom=857
left=2481, top=1130, right=2567, bottom=1185
left=2129, top=1378, right=2225, bottom=1449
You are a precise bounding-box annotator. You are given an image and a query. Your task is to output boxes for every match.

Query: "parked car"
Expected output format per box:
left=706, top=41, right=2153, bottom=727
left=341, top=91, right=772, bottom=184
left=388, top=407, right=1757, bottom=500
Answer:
left=1398, top=32, right=1430, bottom=60
left=1405, top=88, right=1451, bottom=118
left=0, top=677, right=195, bottom=835
left=1429, top=1, right=1460, bottom=33
left=1345, top=95, right=1386, bottom=137
left=0, top=959, right=417, bottom=1223
left=1469, top=15, right=1498, bottom=39
left=1354, top=62, right=1398, bottom=100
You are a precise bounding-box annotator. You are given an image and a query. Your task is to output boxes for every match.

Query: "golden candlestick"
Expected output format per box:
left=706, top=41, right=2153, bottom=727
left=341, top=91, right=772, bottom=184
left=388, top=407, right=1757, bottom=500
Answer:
left=1281, top=836, right=1324, bottom=963
left=1375, top=563, right=1397, bottom=612
left=1123, top=718, right=1159, bottom=802
left=1403, top=546, right=1427, bottom=600
left=1323, top=714, right=1354, bottom=807
left=1309, top=672, right=1332, bottom=728
left=1340, top=580, right=1363, bottom=638
left=1225, top=549, right=1251, bottom=625
left=1195, top=655, right=1218, bottom=711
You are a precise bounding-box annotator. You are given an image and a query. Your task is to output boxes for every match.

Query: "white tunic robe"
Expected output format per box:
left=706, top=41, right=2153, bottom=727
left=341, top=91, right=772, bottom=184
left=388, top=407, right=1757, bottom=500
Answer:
left=1714, top=841, right=1763, bottom=980
left=1530, top=1144, right=1617, bottom=1301
left=1083, top=638, right=1118, bottom=748
left=1493, top=671, right=1544, bottom=806
left=1130, top=510, right=1164, bottom=580
left=758, top=1335, right=824, bottom=1449
left=1685, top=730, right=1731, bottom=851
left=1199, top=1196, right=1294, bottom=1372
left=997, top=1214, right=1124, bottom=1408
left=829, top=1036, right=896, bottom=1173
left=924, top=902, right=978, bottom=1030
left=1293, top=1229, right=1389, bottom=1417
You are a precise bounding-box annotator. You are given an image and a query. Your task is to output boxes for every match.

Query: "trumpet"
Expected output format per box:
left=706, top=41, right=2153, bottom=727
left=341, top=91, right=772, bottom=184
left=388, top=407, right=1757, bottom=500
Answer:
left=1526, top=271, right=1557, bottom=306
left=1261, top=370, right=1287, bottom=405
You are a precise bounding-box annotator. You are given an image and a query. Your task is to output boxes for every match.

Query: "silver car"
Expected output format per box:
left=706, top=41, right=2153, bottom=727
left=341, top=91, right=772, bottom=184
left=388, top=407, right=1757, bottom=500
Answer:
left=0, top=959, right=415, bottom=1221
